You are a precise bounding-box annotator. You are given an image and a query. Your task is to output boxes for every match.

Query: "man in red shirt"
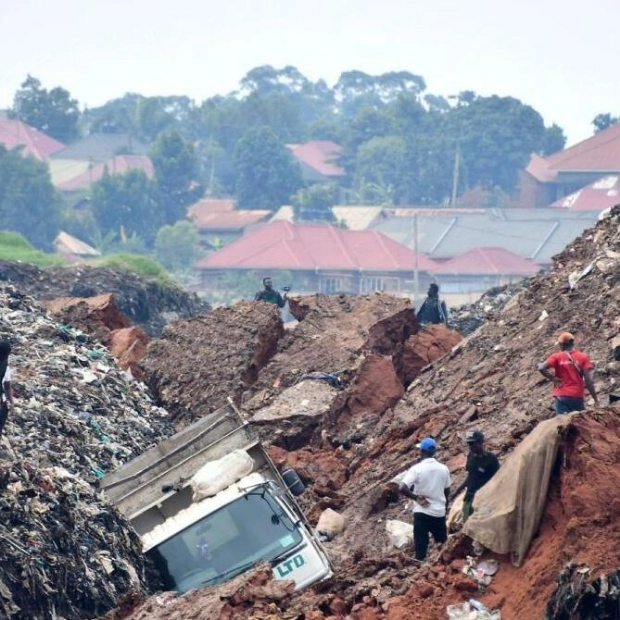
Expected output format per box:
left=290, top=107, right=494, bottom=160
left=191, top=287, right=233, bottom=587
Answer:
left=538, top=332, right=599, bottom=414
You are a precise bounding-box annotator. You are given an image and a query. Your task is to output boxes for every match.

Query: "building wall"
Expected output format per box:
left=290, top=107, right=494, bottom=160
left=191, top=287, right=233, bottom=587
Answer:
left=516, top=172, right=552, bottom=208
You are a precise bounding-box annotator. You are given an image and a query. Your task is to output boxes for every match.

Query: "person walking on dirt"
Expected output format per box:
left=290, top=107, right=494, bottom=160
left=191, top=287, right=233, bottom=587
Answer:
left=254, top=277, right=287, bottom=308
left=0, top=340, right=14, bottom=437
left=452, top=430, right=499, bottom=522
left=416, top=283, right=448, bottom=327
left=538, top=332, right=599, bottom=414
left=399, top=437, right=451, bottom=561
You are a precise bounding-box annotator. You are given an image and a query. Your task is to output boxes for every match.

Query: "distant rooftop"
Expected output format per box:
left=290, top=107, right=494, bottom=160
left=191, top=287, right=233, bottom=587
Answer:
left=0, top=118, right=65, bottom=160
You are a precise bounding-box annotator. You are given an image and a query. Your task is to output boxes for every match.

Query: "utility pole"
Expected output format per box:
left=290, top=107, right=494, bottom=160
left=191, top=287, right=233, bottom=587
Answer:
left=413, top=213, right=419, bottom=309
left=450, top=146, right=460, bottom=207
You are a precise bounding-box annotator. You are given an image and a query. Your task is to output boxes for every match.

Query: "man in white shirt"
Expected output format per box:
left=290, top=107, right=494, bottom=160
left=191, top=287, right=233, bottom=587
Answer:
left=399, top=437, right=451, bottom=561
left=0, top=340, right=14, bottom=437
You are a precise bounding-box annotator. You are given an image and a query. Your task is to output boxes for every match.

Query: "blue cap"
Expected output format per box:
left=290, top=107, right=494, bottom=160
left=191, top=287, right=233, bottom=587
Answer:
left=416, top=437, right=437, bottom=452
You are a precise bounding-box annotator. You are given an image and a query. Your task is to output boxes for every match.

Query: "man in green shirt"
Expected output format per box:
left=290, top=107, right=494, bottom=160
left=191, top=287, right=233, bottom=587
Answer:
left=254, top=277, right=287, bottom=308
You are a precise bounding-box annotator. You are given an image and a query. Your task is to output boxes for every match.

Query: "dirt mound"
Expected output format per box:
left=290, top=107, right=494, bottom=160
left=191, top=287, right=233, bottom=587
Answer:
left=141, top=302, right=284, bottom=421
left=0, top=261, right=209, bottom=336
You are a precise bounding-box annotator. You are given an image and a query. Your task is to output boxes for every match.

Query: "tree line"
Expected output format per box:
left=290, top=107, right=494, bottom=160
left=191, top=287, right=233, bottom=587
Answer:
left=2, top=67, right=614, bottom=266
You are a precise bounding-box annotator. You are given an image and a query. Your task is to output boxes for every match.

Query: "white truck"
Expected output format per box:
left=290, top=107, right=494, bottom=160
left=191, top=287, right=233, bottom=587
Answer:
left=101, top=401, right=333, bottom=593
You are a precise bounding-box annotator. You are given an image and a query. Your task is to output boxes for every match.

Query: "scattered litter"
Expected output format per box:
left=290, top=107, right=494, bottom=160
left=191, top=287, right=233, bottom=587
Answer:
left=446, top=600, right=501, bottom=619
left=386, top=519, right=413, bottom=549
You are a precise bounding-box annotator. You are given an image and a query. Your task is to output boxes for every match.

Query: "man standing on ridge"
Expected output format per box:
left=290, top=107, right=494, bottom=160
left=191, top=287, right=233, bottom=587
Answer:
left=399, top=437, right=451, bottom=562
left=416, top=283, right=449, bottom=327
left=538, top=332, right=599, bottom=414
left=254, top=277, right=287, bottom=308
left=0, top=340, right=14, bottom=437
left=452, top=430, right=499, bottom=522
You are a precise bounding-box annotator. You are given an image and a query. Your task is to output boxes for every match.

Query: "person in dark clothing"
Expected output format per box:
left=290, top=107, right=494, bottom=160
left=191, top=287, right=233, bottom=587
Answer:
left=254, top=277, right=287, bottom=308
left=0, top=340, right=14, bottom=437
left=453, top=430, right=499, bottom=522
left=416, top=283, right=448, bottom=326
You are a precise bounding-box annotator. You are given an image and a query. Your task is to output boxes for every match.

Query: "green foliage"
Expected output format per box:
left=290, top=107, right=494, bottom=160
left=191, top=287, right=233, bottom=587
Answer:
left=0, top=231, right=63, bottom=266
left=91, top=169, right=162, bottom=246
left=95, top=253, right=172, bottom=284
left=592, top=113, right=619, bottom=134
left=151, top=131, right=203, bottom=224
left=355, top=136, right=408, bottom=205
left=234, top=127, right=303, bottom=209
left=0, top=145, right=62, bottom=250
left=11, top=75, right=80, bottom=143
left=154, top=220, right=201, bottom=272
left=292, top=184, right=337, bottom=222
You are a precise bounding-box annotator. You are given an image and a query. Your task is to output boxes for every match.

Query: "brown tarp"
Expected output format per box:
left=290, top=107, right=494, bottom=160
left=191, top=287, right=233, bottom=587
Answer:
left=462, top=415, right=573, bottom=566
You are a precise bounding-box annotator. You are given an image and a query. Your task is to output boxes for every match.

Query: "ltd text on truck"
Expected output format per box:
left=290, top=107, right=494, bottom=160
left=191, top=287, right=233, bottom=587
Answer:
left=101, top=401, right=333, bottom=592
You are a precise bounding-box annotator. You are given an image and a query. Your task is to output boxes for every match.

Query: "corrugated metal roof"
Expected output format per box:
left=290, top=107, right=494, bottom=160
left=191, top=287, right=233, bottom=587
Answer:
left=0, top=119, right=65, bottom=160
left=56, top=155, right=154, bottom=191
left=51, top=133, right=148, bottom=163
left=550, top=175, right=620, bottom=210
left=372, top=209, right=599, bottom=265
left=332, top=206, right=384, bottom=230
left=432, top=247, right=539, bottom=275
left=195, top=220, right=435, bottom=272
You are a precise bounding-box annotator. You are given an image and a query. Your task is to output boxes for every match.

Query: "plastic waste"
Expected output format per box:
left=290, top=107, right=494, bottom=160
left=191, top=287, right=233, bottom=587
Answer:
left=386, top=519, right=413, bottom=549
left=446, top=601, right=502, bottom=619
left=191, top=449, right=254, bottom=500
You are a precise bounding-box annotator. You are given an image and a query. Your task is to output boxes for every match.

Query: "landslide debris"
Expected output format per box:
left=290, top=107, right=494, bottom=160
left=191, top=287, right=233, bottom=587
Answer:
left=107, top=206, right=620, bottom=620
left=0, top=261, right=209, bottom=337
left=0, top=285, right=174, bottom=620
left=44, top=294, right=150, bottom=379
left=141, top=302, right=285, bottom=421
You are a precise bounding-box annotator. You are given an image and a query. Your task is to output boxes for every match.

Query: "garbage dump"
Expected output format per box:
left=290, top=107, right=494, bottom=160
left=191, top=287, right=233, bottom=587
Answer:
left=0, top=285, right=174, bottom=619
left=5, top=203, right=620, bottom=620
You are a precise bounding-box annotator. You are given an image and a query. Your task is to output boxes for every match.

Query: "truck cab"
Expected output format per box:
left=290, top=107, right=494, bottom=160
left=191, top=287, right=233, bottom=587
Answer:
left=101, top=403, right=332, bottom=592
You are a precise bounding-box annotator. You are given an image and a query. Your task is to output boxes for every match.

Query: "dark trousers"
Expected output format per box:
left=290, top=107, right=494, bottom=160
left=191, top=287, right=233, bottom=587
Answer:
left=554, top=396, right=584, bottom=415
left=413, top=512, right=447, bottom=560
left=0, top=402, right=7, bottom=436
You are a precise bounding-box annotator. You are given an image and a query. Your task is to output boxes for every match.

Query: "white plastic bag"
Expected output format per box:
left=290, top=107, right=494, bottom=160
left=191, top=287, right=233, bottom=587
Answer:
left=191, top=449, right=254, bottom=500
left=316, top=508, right=346, bottom=537
left=386, top=519, right=413, bottom=549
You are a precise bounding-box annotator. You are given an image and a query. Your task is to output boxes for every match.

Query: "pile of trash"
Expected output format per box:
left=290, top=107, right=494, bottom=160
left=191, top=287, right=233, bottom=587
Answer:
left=0, top=261, right=209, bottom=337
left=0, top=285, right=174, bottom=619
left=449, top=281, right=528, bottom=335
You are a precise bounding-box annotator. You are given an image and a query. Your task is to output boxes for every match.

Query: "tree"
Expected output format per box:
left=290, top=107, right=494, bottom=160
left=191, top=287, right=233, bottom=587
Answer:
left=151, top=131, right=203, bottom=224
left=355, top=136, right=408, bottom=205
left=542, top=123, right=566, bottom=155
left=234, top=128, right=303, bottom=209
left=592, top=113, right=619, bottom=134
left=0, top=145, right=62, bottom=250
left=292, top=184, right=337, bottom=222
left=154, top=220, right=201, bottom=272
left=91, top=169, right=162, bottom=246
left=11, top=75, right=80, bottom=143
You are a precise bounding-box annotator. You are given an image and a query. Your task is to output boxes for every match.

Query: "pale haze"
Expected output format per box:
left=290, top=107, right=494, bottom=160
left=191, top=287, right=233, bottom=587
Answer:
left=2, top=0, right=619, bottom=144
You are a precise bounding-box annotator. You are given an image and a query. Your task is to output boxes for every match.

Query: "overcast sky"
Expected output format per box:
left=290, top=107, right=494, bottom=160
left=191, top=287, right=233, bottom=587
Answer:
left=2, top=0, right=618, bottom=145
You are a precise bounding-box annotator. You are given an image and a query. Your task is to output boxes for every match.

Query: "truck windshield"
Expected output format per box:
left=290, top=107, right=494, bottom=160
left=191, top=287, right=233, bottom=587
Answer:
left=147, top=491, right=303, bottom=592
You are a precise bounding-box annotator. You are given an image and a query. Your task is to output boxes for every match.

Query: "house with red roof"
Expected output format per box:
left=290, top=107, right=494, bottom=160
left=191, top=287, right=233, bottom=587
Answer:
left=194, top=219, right=434, bottom=295
left=287, top=140, right=344, bottom=183
left=187, top=198, right=272, bottom=248
left=520, top=124, right=620, bottom=208
left=55, top=154, right=154, bottom=192
left=550, top=175, right=620, bottom=211
left=0, top=118, right=65, bottom=160
left=432, top=247, right=539, bottom=295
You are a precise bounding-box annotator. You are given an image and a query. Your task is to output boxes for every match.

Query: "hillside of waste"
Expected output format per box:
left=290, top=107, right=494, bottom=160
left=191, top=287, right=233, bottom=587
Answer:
left=0, top=284, right=174, bottom=620
left=104, top=206, right=620, bottom=620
